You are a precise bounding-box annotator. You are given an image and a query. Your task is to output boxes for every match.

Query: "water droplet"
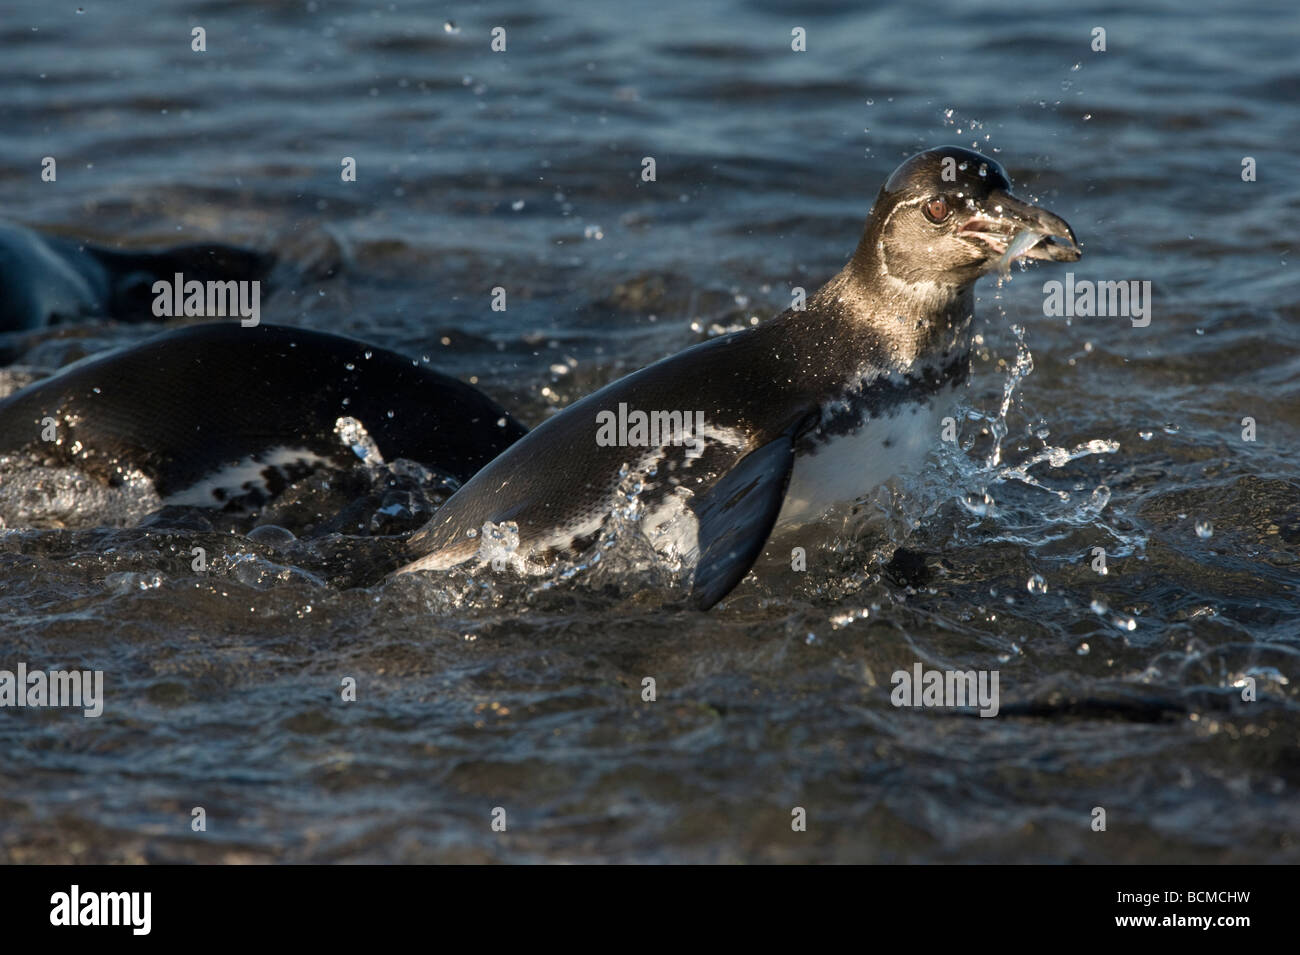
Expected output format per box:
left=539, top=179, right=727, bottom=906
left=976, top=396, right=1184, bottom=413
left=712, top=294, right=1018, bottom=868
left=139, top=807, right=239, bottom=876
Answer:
left=511, top=199, right=525, bottom=211
left=963, top=491, right=995, bottom=517
left=1027, top=574, right=1048, bottom=595
left=1195, top=521, right=1213, bottom=540
left=1077, top=642, right=1090, bottom=655
left=1138, top=430, right=1153, bottom=441
left=443, top=21, right=459, bottom=34
left=247, top=524, right=296, bottom=546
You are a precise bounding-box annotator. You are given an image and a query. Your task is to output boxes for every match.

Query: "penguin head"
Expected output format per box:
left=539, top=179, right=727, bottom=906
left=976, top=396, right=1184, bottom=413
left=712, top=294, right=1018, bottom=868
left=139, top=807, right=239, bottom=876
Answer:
left=859, top=145, right=1080, bottom=287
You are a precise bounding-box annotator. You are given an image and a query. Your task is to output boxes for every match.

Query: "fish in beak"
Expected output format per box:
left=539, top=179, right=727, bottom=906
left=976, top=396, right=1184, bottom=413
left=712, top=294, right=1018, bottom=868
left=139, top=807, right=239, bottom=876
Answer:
left=958, top=190, right=1082, bottom=265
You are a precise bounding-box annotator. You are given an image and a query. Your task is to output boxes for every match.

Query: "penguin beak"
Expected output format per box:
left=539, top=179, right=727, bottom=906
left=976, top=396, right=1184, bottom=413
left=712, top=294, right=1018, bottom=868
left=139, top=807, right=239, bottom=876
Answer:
left=958, top=191, right=1081, bottom=263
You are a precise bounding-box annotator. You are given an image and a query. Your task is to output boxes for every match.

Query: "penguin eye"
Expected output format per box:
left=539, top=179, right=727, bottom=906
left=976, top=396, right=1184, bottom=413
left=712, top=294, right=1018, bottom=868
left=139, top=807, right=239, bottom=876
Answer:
left=923, top=197, right=951, bottom=224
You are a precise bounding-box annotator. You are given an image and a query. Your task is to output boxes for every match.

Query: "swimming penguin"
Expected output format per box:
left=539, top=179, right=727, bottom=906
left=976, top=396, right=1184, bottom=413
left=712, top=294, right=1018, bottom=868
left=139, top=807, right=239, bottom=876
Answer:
left=0, top=220, right=275, bottom=332
left=0, top=322, right=526, bottom=508
left=397, top=146, right=1081, bottom=608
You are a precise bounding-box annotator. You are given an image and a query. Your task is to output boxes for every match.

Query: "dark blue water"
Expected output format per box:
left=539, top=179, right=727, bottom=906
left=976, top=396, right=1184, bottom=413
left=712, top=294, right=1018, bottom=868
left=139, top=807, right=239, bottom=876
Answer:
left=0, top=0, right=1297, bottom=862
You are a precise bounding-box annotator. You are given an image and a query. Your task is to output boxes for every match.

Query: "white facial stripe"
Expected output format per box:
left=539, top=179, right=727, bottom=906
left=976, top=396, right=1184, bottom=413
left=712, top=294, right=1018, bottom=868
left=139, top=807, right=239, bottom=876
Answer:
left=874, top=195, right=928, bottom=278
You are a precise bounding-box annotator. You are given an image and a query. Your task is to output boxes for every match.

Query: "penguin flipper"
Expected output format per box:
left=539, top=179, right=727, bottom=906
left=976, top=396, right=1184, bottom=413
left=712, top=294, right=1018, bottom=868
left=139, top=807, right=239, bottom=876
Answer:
left=687, top=430, right=798, bottom=610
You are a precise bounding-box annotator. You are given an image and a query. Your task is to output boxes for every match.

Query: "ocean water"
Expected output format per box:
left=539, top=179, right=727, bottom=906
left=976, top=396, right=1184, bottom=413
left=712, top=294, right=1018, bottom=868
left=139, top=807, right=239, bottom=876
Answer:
left=1, top=0, right=1298, bottom=862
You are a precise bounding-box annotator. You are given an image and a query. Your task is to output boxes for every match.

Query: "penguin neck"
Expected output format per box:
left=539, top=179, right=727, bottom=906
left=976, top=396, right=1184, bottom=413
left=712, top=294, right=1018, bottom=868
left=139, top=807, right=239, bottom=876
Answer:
left=810, top=261, right=976, bottom=375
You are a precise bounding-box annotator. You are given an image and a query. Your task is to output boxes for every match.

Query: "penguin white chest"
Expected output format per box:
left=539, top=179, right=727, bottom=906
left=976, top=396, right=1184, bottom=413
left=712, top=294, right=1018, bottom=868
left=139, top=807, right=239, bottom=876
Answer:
left=775, top=395, right=952, bottom=529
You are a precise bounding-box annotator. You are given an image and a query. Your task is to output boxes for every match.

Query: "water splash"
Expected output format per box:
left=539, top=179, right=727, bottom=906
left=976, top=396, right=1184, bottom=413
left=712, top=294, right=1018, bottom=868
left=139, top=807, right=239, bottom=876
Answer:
left=982, top=323, right=1035, bottom=470
left=335, top=416, right=385, bottom=467
left=927, top=322, right=1147, bottom=566
left=0, top=456, right=162, bottom=528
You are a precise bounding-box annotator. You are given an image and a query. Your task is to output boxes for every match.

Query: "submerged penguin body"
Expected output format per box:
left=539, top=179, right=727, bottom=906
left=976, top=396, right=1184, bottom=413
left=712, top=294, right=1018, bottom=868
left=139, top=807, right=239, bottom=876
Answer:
left=0, top=220, right=275, bottom=332
left=0, top=322, right=526, bottom=508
